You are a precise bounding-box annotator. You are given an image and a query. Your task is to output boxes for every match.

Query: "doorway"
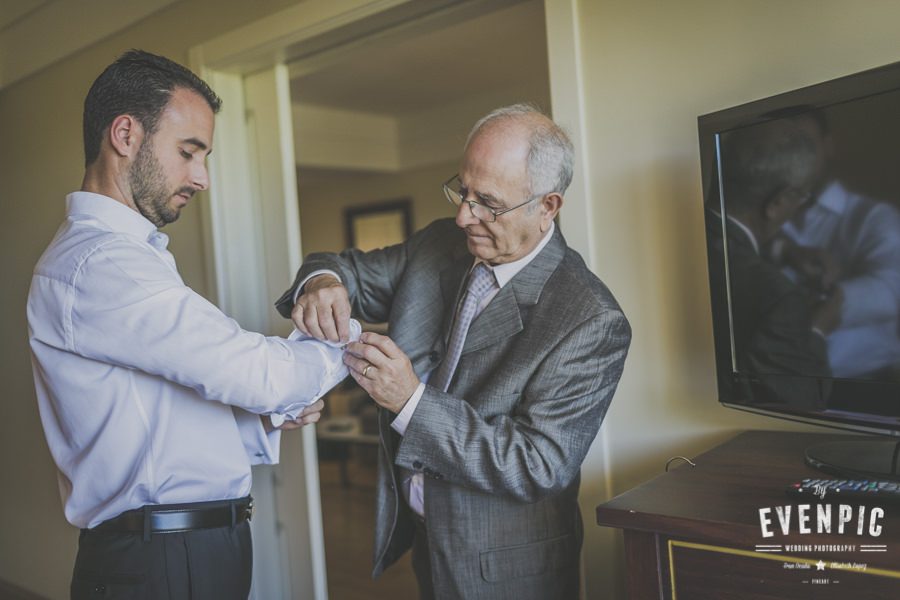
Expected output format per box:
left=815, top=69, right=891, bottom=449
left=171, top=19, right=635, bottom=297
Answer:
left=288, top=1, right=550, bottom=597
left=191, top=0, right=591, bottom=596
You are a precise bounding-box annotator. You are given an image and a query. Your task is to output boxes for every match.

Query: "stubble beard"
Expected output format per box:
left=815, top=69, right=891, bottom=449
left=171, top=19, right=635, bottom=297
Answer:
left=129, top=139, right=180, bottom=228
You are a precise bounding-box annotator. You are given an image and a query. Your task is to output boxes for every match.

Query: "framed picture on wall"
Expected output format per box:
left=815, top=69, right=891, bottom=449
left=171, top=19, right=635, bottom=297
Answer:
left=344, top=198, right=413, bottom=251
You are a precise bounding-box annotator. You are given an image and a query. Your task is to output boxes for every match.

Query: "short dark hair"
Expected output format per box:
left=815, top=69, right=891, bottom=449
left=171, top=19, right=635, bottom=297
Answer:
left=82, top=49, right=222, bottom=166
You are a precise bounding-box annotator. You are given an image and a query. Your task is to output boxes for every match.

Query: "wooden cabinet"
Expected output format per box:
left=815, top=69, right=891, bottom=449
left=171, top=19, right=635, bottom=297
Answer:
left=596, top=431, right=900, bottom=599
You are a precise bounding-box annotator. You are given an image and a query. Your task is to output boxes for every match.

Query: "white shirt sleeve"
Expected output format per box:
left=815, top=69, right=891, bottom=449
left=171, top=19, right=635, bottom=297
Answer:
left=293, top=269, right=342, bottom=304
left=390, top=382, right=426, bottom=436
left=69, top=240, right=348, bottom=417
left=233, top=407, right=282, bottom=464
left=268, top=320, right=362, bottom=427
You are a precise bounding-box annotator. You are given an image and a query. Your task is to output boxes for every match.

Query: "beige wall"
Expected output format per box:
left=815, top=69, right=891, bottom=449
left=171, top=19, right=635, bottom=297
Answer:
left=297, top=161, right=458, bottom=255
left=575, top=1, right=900, bottom=596
left=0, top=1, right=300, bottom=597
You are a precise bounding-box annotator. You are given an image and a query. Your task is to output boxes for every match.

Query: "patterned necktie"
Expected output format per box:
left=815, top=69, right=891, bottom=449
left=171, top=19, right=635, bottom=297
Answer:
left=430, top=263, right=497, bottom=392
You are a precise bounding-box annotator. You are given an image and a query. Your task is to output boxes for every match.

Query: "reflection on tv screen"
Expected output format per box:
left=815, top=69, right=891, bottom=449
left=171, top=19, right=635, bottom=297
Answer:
left=718, top=95, right=900, bottom=387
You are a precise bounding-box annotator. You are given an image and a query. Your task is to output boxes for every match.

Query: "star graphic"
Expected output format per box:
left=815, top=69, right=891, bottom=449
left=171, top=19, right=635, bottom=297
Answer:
left=816, top=560, right=826, bottom=571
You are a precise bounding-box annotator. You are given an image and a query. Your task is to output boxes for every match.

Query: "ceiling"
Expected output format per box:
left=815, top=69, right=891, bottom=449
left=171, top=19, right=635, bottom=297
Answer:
left=0, top=0, right=51, bottom=31
left=288, top=0, right=547, bottom=117
left=0, top=0, right=181, bottom=90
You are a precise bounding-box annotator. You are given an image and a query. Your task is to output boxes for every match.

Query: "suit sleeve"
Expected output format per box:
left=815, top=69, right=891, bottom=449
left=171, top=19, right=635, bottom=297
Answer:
left=275, top=220, right=453, bottom=322
left=394, top=308, right=631, bottom=502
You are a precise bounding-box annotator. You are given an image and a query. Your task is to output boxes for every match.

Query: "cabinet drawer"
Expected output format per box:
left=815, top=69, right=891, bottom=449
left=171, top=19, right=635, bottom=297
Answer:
left=667, top=539, right=900, bottom=599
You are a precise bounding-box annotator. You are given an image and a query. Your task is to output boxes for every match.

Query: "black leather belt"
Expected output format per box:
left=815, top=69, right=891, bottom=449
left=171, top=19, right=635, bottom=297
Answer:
left=93, top=496, right=252, bottom=539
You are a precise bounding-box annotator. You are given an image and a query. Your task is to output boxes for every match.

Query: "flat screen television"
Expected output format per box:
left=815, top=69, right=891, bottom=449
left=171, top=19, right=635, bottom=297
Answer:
left=699, top=61, right=900, bottom=481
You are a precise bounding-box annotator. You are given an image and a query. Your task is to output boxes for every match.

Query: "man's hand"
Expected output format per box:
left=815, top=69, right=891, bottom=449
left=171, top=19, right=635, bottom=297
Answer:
left=811, top=285, right=844, bottom=335
left=292, top=274, right=352, bottom=343
left=344, top=332, right=420, bottom=413
left=261, top=399, right=326, bottom=433
left=784, top=245, right=841, bottom=292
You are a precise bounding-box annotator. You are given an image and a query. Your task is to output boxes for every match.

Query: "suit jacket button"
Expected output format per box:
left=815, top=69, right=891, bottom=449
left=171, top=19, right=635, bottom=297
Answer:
left=413, top=460, right=423, bottom=470
left=429, top=351, right=439, bottom=363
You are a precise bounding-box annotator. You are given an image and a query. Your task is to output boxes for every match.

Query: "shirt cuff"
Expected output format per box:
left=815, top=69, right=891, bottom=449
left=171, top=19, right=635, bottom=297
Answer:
left=293, top=269, right=342, bottom=305
left=391, top=382, right=426, bottom=436
left=234, top=408, right=282, bottom=465
left=269, top=320, right=362, bottom=427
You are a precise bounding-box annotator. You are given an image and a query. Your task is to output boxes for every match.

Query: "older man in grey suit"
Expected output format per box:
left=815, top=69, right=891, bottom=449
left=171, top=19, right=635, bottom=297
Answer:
left=276, top=104, right=631, bottom=599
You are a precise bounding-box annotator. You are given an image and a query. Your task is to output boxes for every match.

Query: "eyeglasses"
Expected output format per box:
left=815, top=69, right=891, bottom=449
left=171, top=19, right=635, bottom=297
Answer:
left=442, top=174, right=543, bottom=223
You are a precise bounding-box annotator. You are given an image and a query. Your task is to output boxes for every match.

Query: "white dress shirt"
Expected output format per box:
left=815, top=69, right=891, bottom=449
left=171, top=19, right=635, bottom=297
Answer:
left=28, top=192, right=350, bottom=528
left=392, top=222, right=556, bottom=517
left=782, top=181, right=900, bottom=376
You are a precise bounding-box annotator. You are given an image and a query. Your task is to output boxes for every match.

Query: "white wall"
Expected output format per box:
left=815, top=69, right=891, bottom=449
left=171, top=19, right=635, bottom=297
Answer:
left=575, top=1, right=900, bottom=597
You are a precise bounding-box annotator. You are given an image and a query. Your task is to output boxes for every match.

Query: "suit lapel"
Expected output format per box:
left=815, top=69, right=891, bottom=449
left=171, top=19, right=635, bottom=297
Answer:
left=461, top=226, right=567, bottom=355
left=461, top=285, right=522, bottom=354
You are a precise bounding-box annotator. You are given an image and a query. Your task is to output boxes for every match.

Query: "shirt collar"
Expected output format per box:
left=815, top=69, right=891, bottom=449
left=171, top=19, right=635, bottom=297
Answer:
left=66, top=191, right=160, bottom=245
left=816, top=180, right=850, bottom=215
left=474, top=221, right=556, bottom=288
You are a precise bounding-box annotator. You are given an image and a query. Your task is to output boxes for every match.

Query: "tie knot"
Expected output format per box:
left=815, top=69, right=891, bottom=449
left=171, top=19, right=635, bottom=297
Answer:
left=147, top=231, right=169, bottom=251
left=467, top=263, right=496, bottom=299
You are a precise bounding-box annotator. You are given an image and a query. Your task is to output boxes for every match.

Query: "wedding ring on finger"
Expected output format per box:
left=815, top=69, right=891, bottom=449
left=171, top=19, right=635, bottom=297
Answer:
left=363, top=364, right=372, bottom=378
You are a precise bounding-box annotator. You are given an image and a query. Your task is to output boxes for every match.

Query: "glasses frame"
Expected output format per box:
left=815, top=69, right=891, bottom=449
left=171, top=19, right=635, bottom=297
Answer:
left=442, top=174, right=544, bottom=223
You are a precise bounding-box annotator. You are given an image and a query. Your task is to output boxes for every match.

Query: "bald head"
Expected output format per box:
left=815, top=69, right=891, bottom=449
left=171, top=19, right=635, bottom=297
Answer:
left=466, top=104, right=574, bottom=198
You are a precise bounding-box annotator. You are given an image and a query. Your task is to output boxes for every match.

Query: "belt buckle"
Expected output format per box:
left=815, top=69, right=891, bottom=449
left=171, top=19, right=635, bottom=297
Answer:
left=246, top=498, right=254, bottom=521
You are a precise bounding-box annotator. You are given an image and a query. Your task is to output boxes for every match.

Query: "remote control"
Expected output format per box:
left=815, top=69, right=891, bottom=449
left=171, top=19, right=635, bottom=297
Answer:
left=787, top=478, right=900, bottom=503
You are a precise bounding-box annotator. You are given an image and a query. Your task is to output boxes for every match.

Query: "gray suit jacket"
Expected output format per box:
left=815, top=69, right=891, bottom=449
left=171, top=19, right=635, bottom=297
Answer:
left=276, top=219, right=631, bottom=599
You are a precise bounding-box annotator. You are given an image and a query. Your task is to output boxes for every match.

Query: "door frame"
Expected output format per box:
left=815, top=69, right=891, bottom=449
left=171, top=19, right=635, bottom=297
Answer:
left=189, top=0, right=597, bottom=597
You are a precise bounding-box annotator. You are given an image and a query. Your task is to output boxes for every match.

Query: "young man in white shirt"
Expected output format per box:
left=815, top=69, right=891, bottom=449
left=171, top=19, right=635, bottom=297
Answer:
left=28, top=50, right=348, bottom=600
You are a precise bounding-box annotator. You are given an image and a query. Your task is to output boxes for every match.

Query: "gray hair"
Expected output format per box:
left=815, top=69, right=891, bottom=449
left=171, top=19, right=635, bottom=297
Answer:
left=466, top=103, right=574, bottom=197
left=720, top=119, right=817, bottom=213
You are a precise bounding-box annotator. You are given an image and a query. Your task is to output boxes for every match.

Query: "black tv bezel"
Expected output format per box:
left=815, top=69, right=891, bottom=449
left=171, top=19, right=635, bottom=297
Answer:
left=698, top=61, right=900, bottom=438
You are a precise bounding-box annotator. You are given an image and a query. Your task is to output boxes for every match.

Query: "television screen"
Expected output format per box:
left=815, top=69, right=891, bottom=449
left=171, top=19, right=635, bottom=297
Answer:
left=700, top=62, right=900, bottom=438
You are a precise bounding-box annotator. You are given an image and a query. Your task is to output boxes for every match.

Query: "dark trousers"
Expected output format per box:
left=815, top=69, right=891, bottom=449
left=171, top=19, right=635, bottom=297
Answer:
left=71, top=520, right=252, bottom=599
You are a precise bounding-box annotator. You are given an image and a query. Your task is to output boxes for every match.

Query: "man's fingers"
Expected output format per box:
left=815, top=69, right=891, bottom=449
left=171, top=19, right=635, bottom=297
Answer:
left=299, top=411, right=322, bottom=425
left=291, top=303, right=310, bottom=335
left=343, top=352, right=376, bottom=377
left=302, top=305, right=327, bottom=341
left=345, top=341, right=390, bottom=368
left=295, top=280, right=351, bottom=343
left=334, top=304, right=352, bottom=343
left=299, top=399, right=324, bottom=417
left=359, top=332, right=402, bottom=358
left=349, top=366, right=375, bottom=395
left=318, top=309, right=340, bottom=343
